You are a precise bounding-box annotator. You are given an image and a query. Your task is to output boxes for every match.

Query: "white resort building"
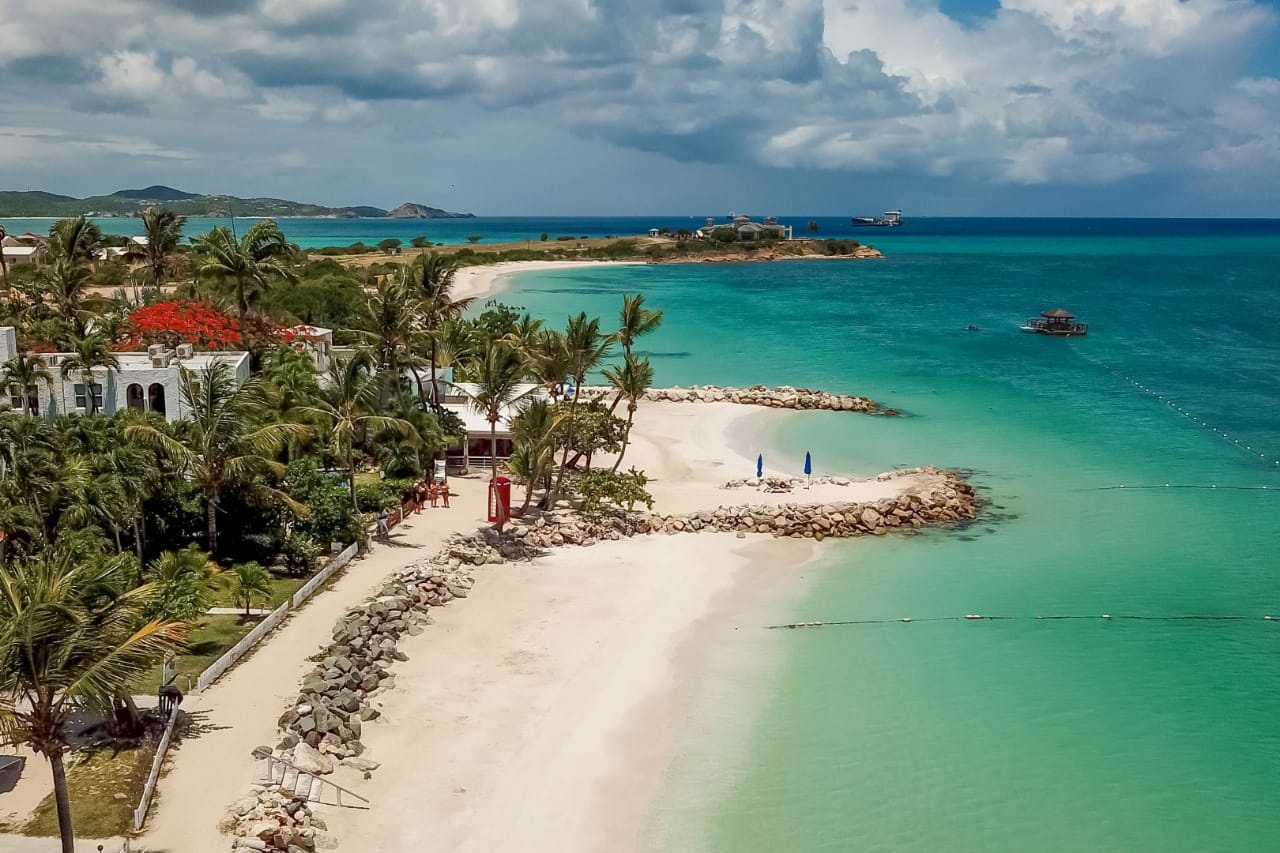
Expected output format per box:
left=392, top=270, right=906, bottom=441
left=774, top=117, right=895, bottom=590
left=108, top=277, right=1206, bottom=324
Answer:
left=0, top=326, right=249, bottom=422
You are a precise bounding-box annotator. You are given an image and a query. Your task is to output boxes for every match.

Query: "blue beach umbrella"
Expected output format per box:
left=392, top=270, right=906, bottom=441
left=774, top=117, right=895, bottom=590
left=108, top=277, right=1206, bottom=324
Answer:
left=804, top=451, right=812, bottom=488
left=756, top=454, right=763, bottom=479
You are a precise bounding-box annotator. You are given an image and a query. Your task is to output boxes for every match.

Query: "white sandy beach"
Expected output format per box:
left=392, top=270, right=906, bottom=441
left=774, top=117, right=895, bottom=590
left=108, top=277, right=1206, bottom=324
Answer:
left=451, top=260, right=640, bottom=303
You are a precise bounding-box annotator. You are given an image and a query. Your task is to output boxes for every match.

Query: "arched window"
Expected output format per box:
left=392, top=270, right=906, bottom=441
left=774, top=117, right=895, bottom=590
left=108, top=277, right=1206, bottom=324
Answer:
left=127, top=383, right=145, bottom=411
left=148, top=383, right=166, bottom=416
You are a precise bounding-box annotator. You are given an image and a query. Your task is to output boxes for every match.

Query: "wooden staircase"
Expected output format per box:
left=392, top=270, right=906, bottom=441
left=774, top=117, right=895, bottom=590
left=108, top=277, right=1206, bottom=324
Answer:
left=257, top=753, right=370, bottom=809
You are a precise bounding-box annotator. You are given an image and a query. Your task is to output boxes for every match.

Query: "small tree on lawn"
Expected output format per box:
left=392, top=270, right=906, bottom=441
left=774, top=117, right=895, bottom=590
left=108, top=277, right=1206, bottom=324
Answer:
left=230, top=562, right=273, bottom=617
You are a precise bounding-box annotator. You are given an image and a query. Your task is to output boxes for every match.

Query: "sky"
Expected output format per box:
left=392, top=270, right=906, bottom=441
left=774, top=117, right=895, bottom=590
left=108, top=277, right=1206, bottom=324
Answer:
left=1, top=0, right=1279, bottom=216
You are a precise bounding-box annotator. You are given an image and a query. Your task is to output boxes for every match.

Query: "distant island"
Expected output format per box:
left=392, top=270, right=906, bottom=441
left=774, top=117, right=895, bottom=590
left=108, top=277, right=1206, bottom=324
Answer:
left=0, top=185, right=474, bottom=219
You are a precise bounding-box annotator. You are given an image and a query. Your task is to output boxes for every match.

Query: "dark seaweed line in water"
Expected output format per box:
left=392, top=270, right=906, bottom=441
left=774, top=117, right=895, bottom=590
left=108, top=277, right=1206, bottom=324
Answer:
left=767, top=614, right=1280, bottom=630
left=1068, top=344, right=1280, bottom=469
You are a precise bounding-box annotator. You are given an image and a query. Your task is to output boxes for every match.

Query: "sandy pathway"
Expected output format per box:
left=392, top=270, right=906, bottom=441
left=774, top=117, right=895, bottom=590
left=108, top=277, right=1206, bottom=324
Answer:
left=131, top=477, right=492, bottom=853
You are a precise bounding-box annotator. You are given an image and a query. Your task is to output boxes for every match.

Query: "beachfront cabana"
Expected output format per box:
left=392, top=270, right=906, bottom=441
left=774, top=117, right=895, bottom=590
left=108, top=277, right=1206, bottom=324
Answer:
left=439, top=381, right=545, bottom=473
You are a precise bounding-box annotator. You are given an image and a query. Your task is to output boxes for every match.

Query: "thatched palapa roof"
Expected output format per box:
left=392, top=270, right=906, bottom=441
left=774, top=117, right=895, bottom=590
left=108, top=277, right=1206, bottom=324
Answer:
left=1041, top=308, right=1075, bottom=318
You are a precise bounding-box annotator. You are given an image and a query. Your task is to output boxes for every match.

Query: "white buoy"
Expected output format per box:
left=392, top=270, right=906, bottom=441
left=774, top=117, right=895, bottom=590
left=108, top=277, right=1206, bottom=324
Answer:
left=901, top=617, right=912, bottom=623
left=1102, top=614, right=1112, bottom=619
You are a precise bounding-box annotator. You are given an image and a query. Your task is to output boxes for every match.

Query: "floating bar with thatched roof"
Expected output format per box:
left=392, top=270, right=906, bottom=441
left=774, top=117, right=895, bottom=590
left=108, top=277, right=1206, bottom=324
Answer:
left=1021, top=308, right=1088, bottom=337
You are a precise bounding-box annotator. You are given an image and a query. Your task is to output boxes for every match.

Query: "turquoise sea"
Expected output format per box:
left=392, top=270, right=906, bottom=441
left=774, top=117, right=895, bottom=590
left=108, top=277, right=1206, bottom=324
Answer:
left=496, top=223, right=1280, bottom=851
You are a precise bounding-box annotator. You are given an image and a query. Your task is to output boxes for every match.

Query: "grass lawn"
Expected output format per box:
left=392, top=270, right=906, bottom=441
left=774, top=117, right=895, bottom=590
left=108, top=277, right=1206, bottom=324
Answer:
left=129, top=614, right=256, bottom=695
left=22, top=745, right=151, bottom=838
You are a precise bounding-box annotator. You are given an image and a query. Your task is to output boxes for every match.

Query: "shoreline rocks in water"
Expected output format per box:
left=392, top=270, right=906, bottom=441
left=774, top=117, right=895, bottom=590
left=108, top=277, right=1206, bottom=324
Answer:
left=578, top=384, right=895, bottom=415
left=223, top=466, right=975, bottom=850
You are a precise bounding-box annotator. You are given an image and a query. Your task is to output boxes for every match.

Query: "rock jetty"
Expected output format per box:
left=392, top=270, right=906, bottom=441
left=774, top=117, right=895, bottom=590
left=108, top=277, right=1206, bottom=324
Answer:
left=224, top=467, right=974, bottom=849
left=577, top=384, right=893, bottom=414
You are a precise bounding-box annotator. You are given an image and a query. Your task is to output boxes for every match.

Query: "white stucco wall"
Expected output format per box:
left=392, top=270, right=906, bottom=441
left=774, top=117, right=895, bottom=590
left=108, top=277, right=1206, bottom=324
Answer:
left=26, top=351, right=250, bottom=422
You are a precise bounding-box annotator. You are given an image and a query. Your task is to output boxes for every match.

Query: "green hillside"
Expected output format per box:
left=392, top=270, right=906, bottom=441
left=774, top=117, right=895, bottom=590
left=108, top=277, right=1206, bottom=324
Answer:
left=0, top=186, right=473, bottom=218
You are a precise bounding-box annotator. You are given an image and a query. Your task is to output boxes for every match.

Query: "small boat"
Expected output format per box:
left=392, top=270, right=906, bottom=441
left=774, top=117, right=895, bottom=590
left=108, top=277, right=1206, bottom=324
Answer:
left=1021, top=308, right=1088, bottom=337
left=851, top=210, right=902, bottom=227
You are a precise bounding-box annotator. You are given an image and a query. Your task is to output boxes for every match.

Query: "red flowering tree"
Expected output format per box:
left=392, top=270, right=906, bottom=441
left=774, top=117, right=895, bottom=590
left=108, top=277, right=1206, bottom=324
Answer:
left=118, top=301, right=243, bottom=351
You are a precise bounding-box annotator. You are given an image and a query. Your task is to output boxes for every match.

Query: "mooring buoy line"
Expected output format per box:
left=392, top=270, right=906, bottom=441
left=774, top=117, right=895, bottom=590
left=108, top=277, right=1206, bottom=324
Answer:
left=767, top=614, right=1280, bottom=630
left=1069, top=347, right=1279, bottom=469
left=1089, top=484, right=1276, bottom=492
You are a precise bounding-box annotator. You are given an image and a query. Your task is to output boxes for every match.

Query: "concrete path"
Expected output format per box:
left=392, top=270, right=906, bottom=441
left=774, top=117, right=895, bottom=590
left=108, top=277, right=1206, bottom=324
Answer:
left=0, top=485, right=489, bottom=853
left=134, top=484, right=487, bottom=853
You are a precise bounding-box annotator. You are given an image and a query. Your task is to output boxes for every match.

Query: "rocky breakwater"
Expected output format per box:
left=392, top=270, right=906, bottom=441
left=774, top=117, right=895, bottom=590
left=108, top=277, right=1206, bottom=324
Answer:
left=223, top=568, right=475, bottom=851
left=578, top=384, right=894, bottom=415
left=651, top=467, right=978, bottom=540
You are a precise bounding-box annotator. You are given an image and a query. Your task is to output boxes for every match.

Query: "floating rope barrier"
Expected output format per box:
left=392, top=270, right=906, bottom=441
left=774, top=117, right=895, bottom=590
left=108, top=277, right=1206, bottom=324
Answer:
left=767, top=614, right=1280, bottom=630
left=1089, top=484, right=1276, bottom=492
left=1069, top=346, right=1279, bottom=469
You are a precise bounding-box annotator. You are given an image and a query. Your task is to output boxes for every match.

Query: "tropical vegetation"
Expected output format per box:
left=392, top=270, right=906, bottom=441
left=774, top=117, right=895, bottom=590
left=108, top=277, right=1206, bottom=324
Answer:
left=0, top=210, right=665, bottom=841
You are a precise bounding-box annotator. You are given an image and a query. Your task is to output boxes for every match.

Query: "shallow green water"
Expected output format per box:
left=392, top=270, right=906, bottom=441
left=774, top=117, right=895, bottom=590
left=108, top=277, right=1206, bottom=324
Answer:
left=504, top=228, right=1280, bottom=851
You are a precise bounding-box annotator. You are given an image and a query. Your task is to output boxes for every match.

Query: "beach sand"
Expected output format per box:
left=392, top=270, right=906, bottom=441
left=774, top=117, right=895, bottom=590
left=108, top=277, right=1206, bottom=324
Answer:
left=452, top=260, right=639, bottom=303
left=320, top=532, right=816, bottom=853
left=305, top=401, right=936, bottom=852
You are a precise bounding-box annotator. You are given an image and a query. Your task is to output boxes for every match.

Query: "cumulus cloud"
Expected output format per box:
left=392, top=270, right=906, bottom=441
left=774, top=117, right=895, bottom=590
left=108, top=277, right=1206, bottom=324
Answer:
left=0, top=0, right=1277, bottom=206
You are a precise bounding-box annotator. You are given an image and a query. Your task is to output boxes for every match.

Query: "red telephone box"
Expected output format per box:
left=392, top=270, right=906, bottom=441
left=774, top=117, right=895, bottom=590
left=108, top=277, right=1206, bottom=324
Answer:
left=487, top=477, right=512, bottom=523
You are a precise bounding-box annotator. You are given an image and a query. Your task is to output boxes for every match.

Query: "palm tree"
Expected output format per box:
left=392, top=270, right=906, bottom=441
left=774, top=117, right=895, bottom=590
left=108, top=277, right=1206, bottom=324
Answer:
left=191, top=221, right=295, bottom=321
left=358, top=273, right=427, bottom=398
left=408, top=253, right=473, bottom=405
left=0, top=544, right=184, bottom=853
left=125, top=363, right=303, bottom=555
left=1, top=351, right=54, bottom=416
left=549, top=313, right=614, bottom=506
left=145, top=547, right=220, bottom=623
left=609, top=294, right=662, bottom=412
left=525, top=329, right=572, bottom=401
left=58, top=334, right=120, bottom=415
left=507, top=397, right=561, bottom=515
left=616, top=294, right=663, bottom=358
left=229, top=562, right=273, bottom=618
left=39, top=257, right=95, bottom=340
left=603, top=354, right=654, bottom=472
left=139, top=208, right=188, bottom=291
left=295, top=353, right=420, bottom=510
left=47, top=215, right=103, bottom=265
left=456, top=343, right=534, bottom=530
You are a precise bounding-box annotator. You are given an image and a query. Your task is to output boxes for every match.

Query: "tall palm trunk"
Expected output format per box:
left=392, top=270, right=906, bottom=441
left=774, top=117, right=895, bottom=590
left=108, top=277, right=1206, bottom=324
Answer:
left=611, top=403, right=637, bottom=472
left=49, top=752, right=74, bottom=853
left=550, top=383, right=582, bottom=506
left=489, top=418, right=509, bottom=531
left=430, top=339, right=440, bottom=405
left=347, top=443, right=359, bottom=511
left=206, top=496, right=218, bottom=555
left=133, top=517, right=145, bottom=560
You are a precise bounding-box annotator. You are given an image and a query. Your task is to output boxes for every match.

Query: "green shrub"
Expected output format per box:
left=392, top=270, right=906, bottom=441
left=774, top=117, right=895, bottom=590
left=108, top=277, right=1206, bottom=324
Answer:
left=539, top=232, right=549, bottom=241
left=356, top=477, right=417, bottom=512
left=570, top=468, right=654, bottom=519
left=280, top=534, right=322, bottom=576
left=377, top=238, right=403, bottom=251
left=466, top=235, right=482, bottom=244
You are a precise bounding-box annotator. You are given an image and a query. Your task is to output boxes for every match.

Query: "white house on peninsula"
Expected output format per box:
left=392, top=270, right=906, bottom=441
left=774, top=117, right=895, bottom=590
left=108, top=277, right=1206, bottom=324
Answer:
left=0, top=326, right=250, bottom=422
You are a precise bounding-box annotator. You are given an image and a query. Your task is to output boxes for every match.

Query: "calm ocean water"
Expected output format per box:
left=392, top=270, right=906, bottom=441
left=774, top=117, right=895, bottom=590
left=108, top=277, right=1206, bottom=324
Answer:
left=496, top=220, right=1280, bottom=851
left=7, top=213, right=1279, bottom=250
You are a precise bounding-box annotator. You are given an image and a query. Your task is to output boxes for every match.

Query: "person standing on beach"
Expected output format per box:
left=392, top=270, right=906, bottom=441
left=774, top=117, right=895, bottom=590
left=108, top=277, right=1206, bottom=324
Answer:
left=415, top=481, right=428, bottom=514
left=441, top=478, right=450, bottom=508
left=376, top=507, right=390, bottom=541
